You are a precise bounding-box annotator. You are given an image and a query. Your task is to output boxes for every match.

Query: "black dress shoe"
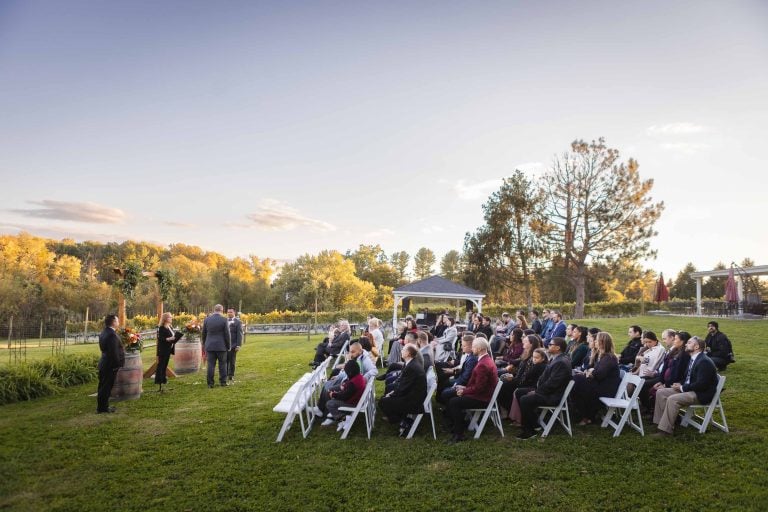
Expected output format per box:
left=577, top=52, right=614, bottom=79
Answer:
left=208, top=384, right=214, bottom=389
left=375, top=373, right=387, bottom=381
left=445, top=434, right=465, bottom=445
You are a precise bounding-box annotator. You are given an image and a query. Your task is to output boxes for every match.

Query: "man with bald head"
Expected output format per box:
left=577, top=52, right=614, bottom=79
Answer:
left=202, top=304, right=232, bottom=388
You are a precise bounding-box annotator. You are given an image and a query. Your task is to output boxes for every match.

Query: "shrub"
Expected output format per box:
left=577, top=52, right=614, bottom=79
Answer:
left=30, top=354, right=99, bottom=387
left=0, top=364, right=60, bottom=405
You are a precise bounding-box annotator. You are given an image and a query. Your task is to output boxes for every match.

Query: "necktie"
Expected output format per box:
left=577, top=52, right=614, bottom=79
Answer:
left=684, top=358, right=694, bottom=386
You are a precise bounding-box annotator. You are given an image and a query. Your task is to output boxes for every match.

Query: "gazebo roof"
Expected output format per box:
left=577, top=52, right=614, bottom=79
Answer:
left=394, top=275, right=485, bottom=298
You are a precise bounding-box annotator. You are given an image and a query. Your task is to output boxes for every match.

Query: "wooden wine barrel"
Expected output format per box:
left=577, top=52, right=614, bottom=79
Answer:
left=111, top=352, right=143, bottom=401
left=173, top=339, right=201, bottom=374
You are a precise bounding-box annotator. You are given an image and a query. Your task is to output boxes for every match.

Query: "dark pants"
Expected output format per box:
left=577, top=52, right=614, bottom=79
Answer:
left=380, top=396, right=422, bottom=424
left=710, top=356, right=729, bottom=371
left=227, top=348, right=238, bottom=379
left=97, top=366, right=117, bottom=412
left=447, top=395, right=488, bottom=436
left=155, top=353, right=170, bottom=385
left=207, top=351, right=227, bottom=386
left=517, top=388, right=558, bottom=434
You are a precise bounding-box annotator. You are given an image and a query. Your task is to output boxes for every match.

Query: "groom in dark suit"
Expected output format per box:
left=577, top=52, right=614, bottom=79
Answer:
left=226, top=308, right=244, bottom=383
left=202, top=304, right=232, bottom=388
left=97, top=314, right=125, bottom=414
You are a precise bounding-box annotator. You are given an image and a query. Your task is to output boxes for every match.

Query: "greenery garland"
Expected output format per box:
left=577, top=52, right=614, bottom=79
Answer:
left=116, top=261, right=145, bottom=302
left=155, top=269, right=177, bottom=302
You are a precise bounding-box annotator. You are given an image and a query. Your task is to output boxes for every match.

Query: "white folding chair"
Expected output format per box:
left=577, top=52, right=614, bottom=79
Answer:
left=680, top=374, right=729, bottom=433
left=466, top=379, right=505, bottom=439
left=332, top=340, right=350, bottom=368
left=537, top=379, right=575, bottom=438
left=406, top=380, right=438, bottom=440
left=338, top=378, right=376, bottom=440
left=600, top=373, right=645, bottom=437
left=273, top=373, right=314, bottom=442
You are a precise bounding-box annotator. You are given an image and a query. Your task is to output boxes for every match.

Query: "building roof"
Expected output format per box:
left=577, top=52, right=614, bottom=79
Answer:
left=394, top=275, right=485, bottom=298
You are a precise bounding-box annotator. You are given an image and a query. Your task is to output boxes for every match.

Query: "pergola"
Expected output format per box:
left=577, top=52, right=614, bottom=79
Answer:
left=392, top=275, right=485, bottom=328
left=689, top=264, right=768, bottom=315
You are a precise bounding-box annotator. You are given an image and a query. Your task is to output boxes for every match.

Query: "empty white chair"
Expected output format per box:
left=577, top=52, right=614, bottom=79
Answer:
left=465, top=379, right=505, bottom=439
left=406, top=380, right=438, bottom=440
left=537, top=380, right=575, bottom=438
left=680, top=374, right=729, bottom=433
left=600, top=373, right=645, bottom=437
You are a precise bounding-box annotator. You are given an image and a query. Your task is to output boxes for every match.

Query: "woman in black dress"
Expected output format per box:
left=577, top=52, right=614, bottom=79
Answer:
left=156, top=312, right=179, bottom=392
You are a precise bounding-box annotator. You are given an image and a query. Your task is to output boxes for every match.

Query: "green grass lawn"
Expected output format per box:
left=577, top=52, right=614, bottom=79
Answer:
left=1, top=317, right=766, bottom=512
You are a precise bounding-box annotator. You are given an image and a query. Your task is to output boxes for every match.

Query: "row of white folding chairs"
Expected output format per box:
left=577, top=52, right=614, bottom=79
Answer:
left=338, top=375, right=377, bottom=439
left=273, top=357, right=331, bottom=442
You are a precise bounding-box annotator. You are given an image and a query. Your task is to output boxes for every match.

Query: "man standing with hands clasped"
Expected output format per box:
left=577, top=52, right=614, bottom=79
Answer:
left=203, top=304, right=232, bottom=388
left=97, top=314, right=125, bottom=414
left=226, top=308, right=244, bottom=383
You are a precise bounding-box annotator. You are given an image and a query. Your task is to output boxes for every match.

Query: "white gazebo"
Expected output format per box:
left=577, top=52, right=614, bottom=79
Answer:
left=392, top=275, right=485, bottom=327
left=689, top=264, right=768, bottom=315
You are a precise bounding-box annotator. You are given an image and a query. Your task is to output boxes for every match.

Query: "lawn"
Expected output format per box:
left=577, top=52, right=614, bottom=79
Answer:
left=0, top=316, right=766, bottom=512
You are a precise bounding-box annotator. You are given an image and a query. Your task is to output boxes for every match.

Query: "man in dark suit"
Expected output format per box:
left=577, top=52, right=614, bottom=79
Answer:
left=202, top=304, right=232, bottom=388
left=226, top=308, right=244, bottom=383
left=653, top=335, right=718, bottom=436
left=379, top=344, right=427, bottom=428
left=516, top=337, right=572, bottom=440
left=544, top=312, right=567, bottom=347
left=97, top=314, right=125, bottom=414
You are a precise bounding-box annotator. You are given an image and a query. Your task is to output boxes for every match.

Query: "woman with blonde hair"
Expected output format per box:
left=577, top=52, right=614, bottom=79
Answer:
left=156, top=312, right=181, bottom=392
left=572, top=331, right=621, bottom=425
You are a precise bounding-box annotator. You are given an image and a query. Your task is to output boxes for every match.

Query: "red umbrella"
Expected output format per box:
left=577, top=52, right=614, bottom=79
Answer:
left=654, top=273, right=669, bottom=302
left=725, top=268, right=739, bottom=302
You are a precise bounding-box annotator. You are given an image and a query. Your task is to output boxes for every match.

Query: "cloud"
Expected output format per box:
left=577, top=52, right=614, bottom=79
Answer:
left=163, top=221, right=197, bottom=228
left=244, top=199, right=336, bottom=232
left=421, top=225, right=445, bottom=234
left=0, top=222, right=130, bottom=243
left=446, top=178, right=502, bottom=201
left=10, top=200, right=126, bottom=223
left=514, top=162, right=545, bottom=174
left=660, top=142, right=711, bottom=154
left=363, top=228, right=395, bottom=239
left=646, top=123, right=710, bottom=136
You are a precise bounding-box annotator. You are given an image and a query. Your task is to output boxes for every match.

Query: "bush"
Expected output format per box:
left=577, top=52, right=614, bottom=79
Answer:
left=0, top=354, right=100, bottom=405
left=0, top=364, right=60, bottom=405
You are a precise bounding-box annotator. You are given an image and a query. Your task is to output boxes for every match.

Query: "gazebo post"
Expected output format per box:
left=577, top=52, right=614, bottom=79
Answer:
left=696, top=278, right=703, bottom=316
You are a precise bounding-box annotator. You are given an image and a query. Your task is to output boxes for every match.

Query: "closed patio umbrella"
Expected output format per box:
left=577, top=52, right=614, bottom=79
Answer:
left=725, top=268, right=739, bottom=302
left=654, top=273, right=669, bottom=303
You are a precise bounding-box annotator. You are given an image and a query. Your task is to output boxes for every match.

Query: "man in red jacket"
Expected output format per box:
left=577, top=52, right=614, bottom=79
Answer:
left=445, top=338, right=498, bottom=444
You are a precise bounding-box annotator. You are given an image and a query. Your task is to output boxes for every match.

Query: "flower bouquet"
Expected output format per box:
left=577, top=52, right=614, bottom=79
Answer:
left=119, top=327, right=143, bottom=352
left=183, top=320, right=201, bottom=341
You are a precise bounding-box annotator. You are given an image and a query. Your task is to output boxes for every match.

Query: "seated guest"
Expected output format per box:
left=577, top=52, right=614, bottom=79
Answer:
left=495, top=328, right=524, bottom=372
left=572, top=332, right=621, bottom=425
left=515, top=337, right=572, bottom=440
left=416, top=331, right=434, bottom=373
left=653, top=335, right=718, bottom=436
left=314, top=342, right=377, bottom=420
left=445, top=338, right=498, bottom=444
left=543, top=312, right=566, bottom=347
left=574, top=328, right=600, bottom=374
left=387, top=319, right=417, bottom=366
left=439, top=335, right=479, bottom=404
left=619, top=325, right=643, bottom=371
left=312, top=320, right=351, bottom=366
left=565, top=323, right=579, bottom=353
left=568, top=325, right=589, bottom=369
left=321, top=360, right=367, bottom=429
left=490, top=313, right=514, bottom=356
left=497, top=335, right=544, bottom=414
left=639, top=329, right=687, bottom=413
left=432, top=317, right=458, bottom=363
left=367, top=318, right=384, bottom=360
left=529, top=310, right=543, bottom=335
left=379, top=344, right=428, bottom=432
left=469, top=314, right=481, bottom=334
left=515, top=312, right=528, bottom=331
left=378, top=332, right=418, bottom=383
left=478, top=315, right=494, bottom=340
left=705, top=321, right=734, bottom=370
left=431, top=314, right=448, bottom=338
left=633, top=331, right=665, bottom=378
left=539, top=309, right=553, bottom=340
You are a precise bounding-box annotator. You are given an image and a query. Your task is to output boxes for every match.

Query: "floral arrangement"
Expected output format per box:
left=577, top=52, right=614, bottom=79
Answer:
left=182, top=320, right=201, bottom=341
left=119, top=327, right=143, bottom=352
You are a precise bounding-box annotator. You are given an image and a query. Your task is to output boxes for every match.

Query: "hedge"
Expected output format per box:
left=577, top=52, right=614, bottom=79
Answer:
left=0, top=353, right=99, bottom=405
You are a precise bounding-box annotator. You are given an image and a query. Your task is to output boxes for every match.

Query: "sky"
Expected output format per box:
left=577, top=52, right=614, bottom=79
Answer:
left=1, top=0, right=767, bottom=279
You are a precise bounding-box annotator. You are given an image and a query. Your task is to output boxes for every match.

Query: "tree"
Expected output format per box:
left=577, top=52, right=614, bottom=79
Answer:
left=464, top=170, right=548, bottom=310
left=413, top=247, right=436, bottom=280
left=390, top=251, right=410, bottom=283
left=540, top=138, right=664, bottom=318
left=345, top=244, right=399, bottom=288
left=702, top=261, right=727, bottom=299
left=669, top=262, right=698, bottom=299
left=440, top=250, right=463, bottom=281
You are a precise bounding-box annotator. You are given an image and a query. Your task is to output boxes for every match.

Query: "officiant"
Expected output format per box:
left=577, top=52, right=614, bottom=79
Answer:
left=156, top=312, right=183, bottom=391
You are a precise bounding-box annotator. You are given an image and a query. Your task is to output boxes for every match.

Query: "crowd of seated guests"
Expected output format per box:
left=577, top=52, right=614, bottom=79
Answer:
left=305, top=312, right=733, bottom=442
